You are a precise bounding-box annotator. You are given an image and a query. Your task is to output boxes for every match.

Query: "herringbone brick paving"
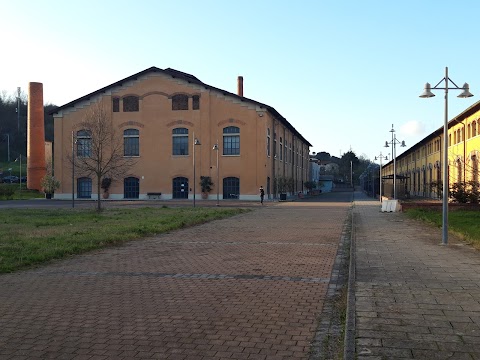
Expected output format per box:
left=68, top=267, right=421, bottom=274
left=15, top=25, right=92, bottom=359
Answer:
left=0, top=193, right=351, bottom=359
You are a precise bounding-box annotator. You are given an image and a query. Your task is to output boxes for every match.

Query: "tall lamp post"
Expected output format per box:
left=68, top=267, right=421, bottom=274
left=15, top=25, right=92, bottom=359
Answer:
left=350, top=160, right=353, bottom=190
left=193, top=135, right=201, bottom=208
left=14, top=154, right=23, bottom=192
left=212, top=142, right=220, bottom=206
left=374, top=153, right=388, bottom=202
left=384, top=124, right=405, bottom=200
left=420, top=67, right=473, bottom=245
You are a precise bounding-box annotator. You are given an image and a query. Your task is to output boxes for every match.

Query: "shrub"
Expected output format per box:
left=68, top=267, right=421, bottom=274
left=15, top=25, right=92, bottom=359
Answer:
left=101, top=177, right=112, bottom=191
left=200, top=176, right=213, bottom=193
left=0, top=185, right=15, bottom=199
left=304, top=181, right=317, bottom=190
left=40, top=174, right=61, bottom=194
left=450, top=181, right=480, bottom=204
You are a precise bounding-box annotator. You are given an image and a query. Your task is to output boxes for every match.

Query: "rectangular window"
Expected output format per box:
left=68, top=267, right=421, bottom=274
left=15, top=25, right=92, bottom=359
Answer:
left=192, top=95, right=200, bottom=110
left=173, top=136, right=189, bottom=155
left=77, top=138, right=91, bottom=157
left=112, top=98, right=119, bottom=112
left=77, top=178, right=92, bottom=198
left=223, top=135, right=240, bottom=155
left=123, top=96, right=139, bottom=112
left=172, top=95, right=189, bottom=110
left=124, top=137, right=139, bottom=156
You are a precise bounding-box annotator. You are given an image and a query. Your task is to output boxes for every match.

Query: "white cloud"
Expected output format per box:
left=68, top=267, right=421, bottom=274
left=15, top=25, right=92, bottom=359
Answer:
left=400, top=120, right=425, bottom=137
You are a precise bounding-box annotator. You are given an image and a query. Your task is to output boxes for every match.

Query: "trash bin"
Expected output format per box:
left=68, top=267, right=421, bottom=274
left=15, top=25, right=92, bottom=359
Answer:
left=279, top=193, right=287, bottom=201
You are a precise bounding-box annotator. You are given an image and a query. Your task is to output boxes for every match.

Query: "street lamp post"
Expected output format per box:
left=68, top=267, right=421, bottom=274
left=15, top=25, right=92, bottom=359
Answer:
left=14, top=154, right=23, bottom=192
left=212, top=142, right=219, bottom=206
left=384, top=124, right=405, bottom=200
left=350, top=160, right=353, bottom=189
left=420, top=67, right=473, bottom=245
left=193, top=134, right=201, bottom=208
left=374, top=153, right=388, bottom=202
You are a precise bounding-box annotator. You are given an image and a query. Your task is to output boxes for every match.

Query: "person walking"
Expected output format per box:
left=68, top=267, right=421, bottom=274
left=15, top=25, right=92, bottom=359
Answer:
left=259, top=186, right=265, bottom=205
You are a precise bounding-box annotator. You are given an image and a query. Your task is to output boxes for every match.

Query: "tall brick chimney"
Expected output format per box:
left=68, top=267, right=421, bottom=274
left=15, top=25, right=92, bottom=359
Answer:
left=237, top=76, right=243, bottom=97
left=27, top=82, right=47, bottom=191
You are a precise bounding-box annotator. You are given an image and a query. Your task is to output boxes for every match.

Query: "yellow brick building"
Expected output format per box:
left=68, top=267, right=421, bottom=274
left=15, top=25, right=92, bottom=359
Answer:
left=382, top=101, right=480, bottom=199
left=51, top=67, right=311, bottom=201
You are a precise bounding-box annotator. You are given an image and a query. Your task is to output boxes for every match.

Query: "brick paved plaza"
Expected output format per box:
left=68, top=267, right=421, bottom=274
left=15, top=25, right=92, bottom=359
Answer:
left=0, top=193, right=352, bottom=359
left=353, top=193, right=480, bottom=359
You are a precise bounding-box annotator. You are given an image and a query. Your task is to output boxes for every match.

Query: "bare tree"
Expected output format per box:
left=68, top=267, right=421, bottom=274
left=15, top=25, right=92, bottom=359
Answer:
left=70, top=102, right=136, bottom=211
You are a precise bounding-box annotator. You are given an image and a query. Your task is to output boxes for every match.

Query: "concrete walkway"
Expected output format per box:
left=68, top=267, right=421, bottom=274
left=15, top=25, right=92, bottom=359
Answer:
left=352, top=192, right=480, bottom=359
left=0, top=192, right=352, bottom=359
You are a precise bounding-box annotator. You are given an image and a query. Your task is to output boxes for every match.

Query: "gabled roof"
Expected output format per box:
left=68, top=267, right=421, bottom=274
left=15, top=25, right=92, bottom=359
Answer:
left=50, top=66, right=312, bottom=147
left=383, top=99, right=480, bottom=167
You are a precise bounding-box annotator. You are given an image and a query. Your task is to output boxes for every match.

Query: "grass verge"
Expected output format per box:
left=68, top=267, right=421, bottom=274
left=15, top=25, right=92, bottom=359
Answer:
left=405, top=208, right=480, bottom=249
left=0, top=207, right=250, bottom=273
left=0, top=184, right=44, bottom=200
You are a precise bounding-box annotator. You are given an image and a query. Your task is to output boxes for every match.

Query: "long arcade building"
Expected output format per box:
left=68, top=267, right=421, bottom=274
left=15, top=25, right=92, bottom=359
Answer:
left=51, top=67, right=311, bottom=200
left=382, top=100, right=480, bottom=199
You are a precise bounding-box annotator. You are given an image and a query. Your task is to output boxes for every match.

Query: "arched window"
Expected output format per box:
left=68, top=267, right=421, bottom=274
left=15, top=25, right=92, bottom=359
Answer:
left=284, top=139, right=288, bottom=163
left=279, top=137, right=283, bottom=161
left=449, top=134, right=451, bottom=146
left=273, top=131, right=277, bottom=159
left=267, top=128, right=271, bottom=157
left=77, top=177, right=92, bottom=198
left=473, top=121, right=477, bottom=137
left=457, top=159, right=462, bottom=183
left=172, top=177, right=189, bottom=199
left=454, top=131, right=457, bottom=144
left=473, top=155, right=478, bottom=183
left=223, top=126, right=240, bottom=155
left=289, top=142, right=292, bottom=164
left=76, top=129, right=91, bottom=157
left=124, top=177, right=139, bottom=199
left=172, top=94, right=188, bottom=110
left=124, top=129, right=139, bottom=156
left=468, top=124, right=471, bottom=139
left=223, top=177, right=239, bottom=199
left=123, top=96, right=139, bottom=112
left=172, top=128, right=189, bottom=155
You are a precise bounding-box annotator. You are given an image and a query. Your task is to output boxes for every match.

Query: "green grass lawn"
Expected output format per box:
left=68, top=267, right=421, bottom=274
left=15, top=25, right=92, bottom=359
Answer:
left=405, top=208, right=480, bottom=249
left=0, top=207, right=250, bottom=273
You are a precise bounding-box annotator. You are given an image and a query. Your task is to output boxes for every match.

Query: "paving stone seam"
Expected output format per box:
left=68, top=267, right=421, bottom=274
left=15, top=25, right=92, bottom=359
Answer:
left=310, top=198, right=353, bottom=359
left=150, top=240, right=339, bottom=247
left=30, top=270, right=331, bottom=283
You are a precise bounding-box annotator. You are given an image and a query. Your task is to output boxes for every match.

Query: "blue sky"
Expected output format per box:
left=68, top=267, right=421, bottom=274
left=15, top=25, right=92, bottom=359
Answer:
left=1, top=0, right=479, bottom=161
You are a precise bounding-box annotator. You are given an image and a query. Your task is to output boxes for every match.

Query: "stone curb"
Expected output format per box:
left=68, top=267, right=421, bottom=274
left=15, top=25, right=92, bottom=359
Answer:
left=344, top=194, right=357, bottom=360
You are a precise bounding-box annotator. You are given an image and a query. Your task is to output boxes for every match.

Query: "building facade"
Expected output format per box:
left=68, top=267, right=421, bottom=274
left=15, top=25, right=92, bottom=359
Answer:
left=381, top=101, right=480, bottom=199
left=51, top=67, right=311, bottom=201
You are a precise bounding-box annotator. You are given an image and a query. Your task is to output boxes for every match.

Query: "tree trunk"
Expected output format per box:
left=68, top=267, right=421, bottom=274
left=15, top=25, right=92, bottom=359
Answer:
left=97, top=178, right=102, bottom=211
